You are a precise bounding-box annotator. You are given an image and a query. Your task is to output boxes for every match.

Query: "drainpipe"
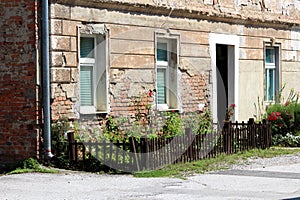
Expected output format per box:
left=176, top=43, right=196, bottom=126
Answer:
left=42, top=0, right=54, bottom=159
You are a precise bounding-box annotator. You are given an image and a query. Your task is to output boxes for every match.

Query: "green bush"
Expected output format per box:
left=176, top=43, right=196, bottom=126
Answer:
left=51, top=118, right=71, bottom=169
left=293, top=104, right=300, bottom=131
left=267, top=103, right=293, bottom=136
left=267, top=98, right=300, bottom=147
left=162, top=111, right=182, bottom=138
left=197, top=110, right=213, bottom=135
left=23, top=158, right=40, bottom=170
left=272, top=133, right=300, bottom=147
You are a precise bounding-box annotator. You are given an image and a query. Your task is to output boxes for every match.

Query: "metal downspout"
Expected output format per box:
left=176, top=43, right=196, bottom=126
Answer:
left=42, top=0, right=53, bottom=159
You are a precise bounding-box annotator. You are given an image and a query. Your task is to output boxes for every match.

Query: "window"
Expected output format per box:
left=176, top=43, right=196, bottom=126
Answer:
left=265, top=46, right=280, bottom=102
left=79, top=35, right=108, bottom=114
left=156, top=37, right=179, bottom=110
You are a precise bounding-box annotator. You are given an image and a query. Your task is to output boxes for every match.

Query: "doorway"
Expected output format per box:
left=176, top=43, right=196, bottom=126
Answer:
left=209, top=33, right=239, bottom=124
left=216, top=44, right=228, bottom=122
left=216, top=44, right=235, bottom=123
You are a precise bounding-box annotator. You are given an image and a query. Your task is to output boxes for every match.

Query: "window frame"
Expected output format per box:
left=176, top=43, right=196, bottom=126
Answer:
left=79, top=35, right=97, bottom=113
left=79, top=28, right=109, bottom=114
left=264, top=45, right=280, bottom=103
left=156, top=39, right=170, bottom=109
left=155, top=33, right=180, bottom=111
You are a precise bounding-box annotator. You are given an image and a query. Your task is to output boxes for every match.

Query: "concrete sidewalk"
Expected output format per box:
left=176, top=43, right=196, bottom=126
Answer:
left=0, top=163, right=300, bottom=200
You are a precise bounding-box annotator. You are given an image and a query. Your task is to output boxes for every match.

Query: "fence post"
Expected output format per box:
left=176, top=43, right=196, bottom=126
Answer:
left=268, top=119, right=272, bottom=147
left=185, top=128, right=193, bottom=162
left=223, top=121, right=231, bottom=154
left=131, top=137, right=140, bottom=171
left=67, top=131, right=75, bottom=161
left=140, top=137, right=148, bottom=170
left=262, top=119, right=271, bottom=148
left=248, top=118, right=255, bottom=149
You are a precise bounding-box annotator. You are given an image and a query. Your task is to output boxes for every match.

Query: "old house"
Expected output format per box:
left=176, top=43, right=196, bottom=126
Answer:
left=1, top=0, right=300, bottom=165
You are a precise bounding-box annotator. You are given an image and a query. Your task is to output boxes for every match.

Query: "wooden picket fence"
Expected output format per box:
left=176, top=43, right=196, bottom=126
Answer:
left=66, top=118, right=272, bottom=172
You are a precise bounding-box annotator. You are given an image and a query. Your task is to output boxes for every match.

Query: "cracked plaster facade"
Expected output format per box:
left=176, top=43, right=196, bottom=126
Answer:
left=49, top=0, right=300, bottom=122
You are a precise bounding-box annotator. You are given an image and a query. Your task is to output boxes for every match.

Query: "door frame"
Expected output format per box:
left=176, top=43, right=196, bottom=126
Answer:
left=209, top=33, right=239, bottom=123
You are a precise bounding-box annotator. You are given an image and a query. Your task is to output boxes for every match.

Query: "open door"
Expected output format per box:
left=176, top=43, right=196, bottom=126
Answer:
left=216, top=44, right=235, bottom=123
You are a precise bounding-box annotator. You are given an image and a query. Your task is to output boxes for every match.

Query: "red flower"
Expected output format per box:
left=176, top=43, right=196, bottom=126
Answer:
left=171, top=110, right=175, bottom=113
left=225, top=104, right=235, bottom=121
left=148, top=90, right=154, bottom=97
left=275, top=112, right=281, bottom=116
left=279, top=123, right=283, bottom=127
left=285, top=101, right=290, bottom=106
left=267, top=112, right=278, bottom=121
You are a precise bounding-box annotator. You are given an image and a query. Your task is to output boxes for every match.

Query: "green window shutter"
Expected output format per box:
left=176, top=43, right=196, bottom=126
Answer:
left=266, top=68, right=275, bottom=101
left=157, top=42, right=168, bottom=61
left=157, top=68, right=166, bottom=104
left=266, top=48, right=275, bottom=64
left=80, top=37, right=95, bottom=58
left=80, top=66, right=93, bottom=106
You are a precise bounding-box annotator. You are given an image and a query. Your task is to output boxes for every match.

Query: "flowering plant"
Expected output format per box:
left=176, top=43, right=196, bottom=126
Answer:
left=267, top=111, right=291, bottom=136
left=225, top=104, right=235, bottom=121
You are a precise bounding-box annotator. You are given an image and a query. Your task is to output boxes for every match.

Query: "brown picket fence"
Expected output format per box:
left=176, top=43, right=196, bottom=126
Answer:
left=66, top=118, right=271, bottom=172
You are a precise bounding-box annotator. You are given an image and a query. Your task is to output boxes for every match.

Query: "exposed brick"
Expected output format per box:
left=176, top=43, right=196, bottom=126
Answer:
left=0, top=0, right=38, bottom=166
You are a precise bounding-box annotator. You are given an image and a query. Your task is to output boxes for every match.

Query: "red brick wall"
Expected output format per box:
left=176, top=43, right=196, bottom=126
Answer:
left=0, top=0, right=39, bottom=166
left=181, top=72, right=209, bottom=113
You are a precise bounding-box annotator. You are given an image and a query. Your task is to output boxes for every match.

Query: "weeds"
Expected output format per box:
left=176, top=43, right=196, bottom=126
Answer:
left=8, top=158, right=58, bottom=175
left=133, top=148, right=300, bottom=178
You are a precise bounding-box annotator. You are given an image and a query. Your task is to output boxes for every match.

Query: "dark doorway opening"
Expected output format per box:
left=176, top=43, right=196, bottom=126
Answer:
left=216, top=44, right=228, bottom=122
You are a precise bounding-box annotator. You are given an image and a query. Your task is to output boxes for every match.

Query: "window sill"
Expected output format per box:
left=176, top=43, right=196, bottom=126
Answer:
left=79, top=106, right=107, bottom=115
left=155, top=104, right=179, bottom=112
left=265, top=101, right=275, bottom=106
left=80, top=111, right=108, bottom=115
left=156, top=104, right=169, bottom=111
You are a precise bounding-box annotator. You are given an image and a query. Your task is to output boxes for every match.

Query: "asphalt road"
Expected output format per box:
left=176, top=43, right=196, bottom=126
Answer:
left=1, top=163, right=300, bottom=200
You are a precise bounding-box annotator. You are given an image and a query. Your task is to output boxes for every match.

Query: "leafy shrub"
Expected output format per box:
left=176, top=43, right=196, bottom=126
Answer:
left=266, top=103, right=293, bottom=136
left=51, top=118, right=71, bottom=169
left=267, top=94, right=300, bottom=146
left=7, top=158, right=58, bottom=174
left=23, top=158, right=40, bottom=170
left=162, top=111, right=182, bottom=138
left=103, top=116, right=125, bottom=142
left=197, top=110, right=213, bottom=135
left=272, top=133, right=300, bottom=147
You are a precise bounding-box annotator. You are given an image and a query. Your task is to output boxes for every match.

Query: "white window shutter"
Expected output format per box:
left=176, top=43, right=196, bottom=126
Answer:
left=157, top=68, right=167, bottom=104
left=80, top=65, right=93, bottom=106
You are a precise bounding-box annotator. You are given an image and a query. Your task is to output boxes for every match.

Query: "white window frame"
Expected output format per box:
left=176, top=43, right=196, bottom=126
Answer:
left=79, top=35, right=96, bottom=114
left=155, top=35, right=180, bottom=111
left=265, top=45, right=280, bottom=103
left=156, top=39, right=170, bottom=110
left=79, top=31, right=109, bottom=114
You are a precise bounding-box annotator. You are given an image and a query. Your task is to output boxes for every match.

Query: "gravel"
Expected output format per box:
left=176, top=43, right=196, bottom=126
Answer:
left=230, top=151, right=300, bottom=170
